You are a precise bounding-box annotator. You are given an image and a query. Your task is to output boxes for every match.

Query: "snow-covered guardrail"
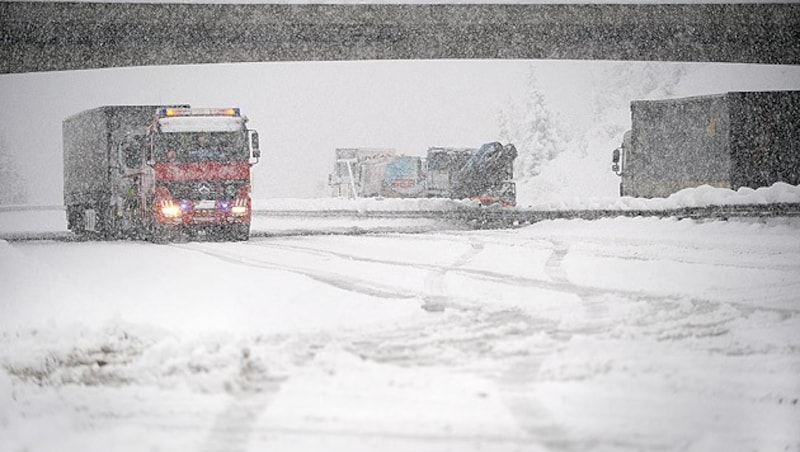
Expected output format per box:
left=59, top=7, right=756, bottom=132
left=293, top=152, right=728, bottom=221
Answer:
left=0, top=205, right=64, bottom=213
left=3, top=203, right=800, bottom=242
left=4, top=183, right=800, bottom=240
left=467, top=203, right=800, bottom=228
left=251, top=203, right=800, bottom=228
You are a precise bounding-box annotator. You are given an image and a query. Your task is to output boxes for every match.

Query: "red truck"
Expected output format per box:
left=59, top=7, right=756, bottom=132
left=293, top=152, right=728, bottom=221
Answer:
left=63, top=105, right=260, bottom=241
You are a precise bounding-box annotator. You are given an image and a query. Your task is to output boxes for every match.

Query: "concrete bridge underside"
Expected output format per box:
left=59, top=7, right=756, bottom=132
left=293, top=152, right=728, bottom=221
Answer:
left=1, top=2, right=798, bottom=74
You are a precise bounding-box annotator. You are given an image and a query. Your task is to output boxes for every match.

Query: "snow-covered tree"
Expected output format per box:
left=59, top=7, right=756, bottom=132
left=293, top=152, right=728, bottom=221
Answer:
left=589, top=62, right=687, bottom=140
left=506, top=62, right=689, bottom=207
left=498, top=67, right=566, bottom=180
left=0, top=137, right=27, bottom=205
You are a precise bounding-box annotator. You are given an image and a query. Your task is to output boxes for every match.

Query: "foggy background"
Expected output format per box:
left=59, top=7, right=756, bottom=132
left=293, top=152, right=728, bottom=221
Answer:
left=1, top=60, right=799, bottom=204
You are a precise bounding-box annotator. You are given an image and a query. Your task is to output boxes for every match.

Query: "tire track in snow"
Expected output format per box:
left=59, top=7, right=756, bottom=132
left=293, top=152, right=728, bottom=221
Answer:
left=248, top=237, right=770, bottom=331
left=253, top=238, right=643, bottom=302
left=314, top=234, right=575, bottom=447
left=185, top=236, right=566, bottom=451
left=184, top=238, right=795, bottom=340
left=543, top=239, right=614, bottom=335
left=348, top=306, right=560, bottom=368
left=499, top=353, right=580, bottom=451
left=537, top=238, right=800, bottom=342
left=422, top=236, right=485, bottom=312
left=199, top=347, right=286, bottom=452
left=174, top=243, right=419, bottom=301
left=544, top=240, right=571, bottom=284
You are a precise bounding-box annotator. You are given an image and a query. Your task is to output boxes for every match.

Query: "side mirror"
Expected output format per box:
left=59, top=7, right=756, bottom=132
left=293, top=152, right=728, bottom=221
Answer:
left=124, top=147, right=141, bottom=168
left=250, top=130, right=261, bottom=159
left=611, top=148, right=622, bottom=174
left=145, top=136, right=155, bottom=167
left=123, top=136, right=145, bottom=168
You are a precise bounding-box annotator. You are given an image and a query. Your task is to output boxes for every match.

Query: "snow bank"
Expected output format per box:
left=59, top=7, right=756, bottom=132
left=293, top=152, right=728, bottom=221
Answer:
left=524, top=182, right=800, bottom=211
left=515, top=127, right=624, bottom=207
left=0, top=368, right=10, bottom=427
left=258, top=181, right=800, bottom=212
left=255, top=182, right=800, bottom=213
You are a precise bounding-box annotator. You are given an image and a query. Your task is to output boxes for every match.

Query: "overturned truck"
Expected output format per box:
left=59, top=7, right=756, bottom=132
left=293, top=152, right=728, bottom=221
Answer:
left=329, top=142, right=517, bottom=206
left=427, top=142, right=517, bottom=206
left=328, top=148, right=424, bottom=199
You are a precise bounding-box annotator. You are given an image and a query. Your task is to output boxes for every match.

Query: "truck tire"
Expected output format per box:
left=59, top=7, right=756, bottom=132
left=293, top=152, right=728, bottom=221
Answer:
left=66, top=205, right=83, bottom=234
left=150, top=225, right=177, bottom=244
left=233, top=224, right=250, bottom=242
left=67, top=205, right=92, bottom=240
left=97, top=205, right=118, bottom=240
left=223, top=224, right=249, bottom=242
left=68, top=205, right=105, bottom=240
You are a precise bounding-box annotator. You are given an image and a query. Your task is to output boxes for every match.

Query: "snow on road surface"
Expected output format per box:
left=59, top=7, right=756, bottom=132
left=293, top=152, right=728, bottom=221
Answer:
left=1, top=216, right=800, bottom=451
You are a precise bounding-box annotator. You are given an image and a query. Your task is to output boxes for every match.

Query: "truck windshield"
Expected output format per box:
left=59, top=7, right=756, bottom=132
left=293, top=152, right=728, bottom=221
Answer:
left=155, top=131, right=247, bottom=163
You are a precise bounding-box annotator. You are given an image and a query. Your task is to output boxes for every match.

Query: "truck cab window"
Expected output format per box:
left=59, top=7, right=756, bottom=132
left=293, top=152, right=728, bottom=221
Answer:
left=154, top=132, right=247, bottom=163
left=122, top=136, right=143, bottom=168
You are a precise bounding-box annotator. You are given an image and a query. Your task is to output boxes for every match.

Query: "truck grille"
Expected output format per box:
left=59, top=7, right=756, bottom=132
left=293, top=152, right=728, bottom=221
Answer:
left=157, top=180, right=247, bottom=200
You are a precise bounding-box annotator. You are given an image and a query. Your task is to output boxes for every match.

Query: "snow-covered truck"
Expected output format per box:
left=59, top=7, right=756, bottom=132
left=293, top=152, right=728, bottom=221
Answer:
left=330, top=142, right=517, bottom=206
left=448, top=142, right=517, bottom=206
left=612, top=90, right=800, bottom=198
left=330, top=148, right=426, bottom=198
left=329, top=148, right=399, bottom=198
left=63, top=105, right=260, bottom=241
left=424, top=146, right=476, bottom=198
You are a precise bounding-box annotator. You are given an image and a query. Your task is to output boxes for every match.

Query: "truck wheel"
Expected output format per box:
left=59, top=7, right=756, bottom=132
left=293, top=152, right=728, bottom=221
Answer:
left=69, top=205, right=106, bottom=240
left=67, top=205, right=91, bottom=240
left=150, top=225, right=176, bottom=244
left=229, top=224, right=250, bottom=242
left=67, top=205, right=83, bottom=234
left=97, top=206, right=119, bottom=240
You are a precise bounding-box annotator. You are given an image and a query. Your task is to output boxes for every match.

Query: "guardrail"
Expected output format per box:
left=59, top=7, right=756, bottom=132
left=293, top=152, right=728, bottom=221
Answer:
left=5, top=202, right=800, bottom=221
left=4, top=203, right=799, bottom=242
left=253, top=202, right=800, bottom=228
left=467, top=203, right=800, bottom=227
left=0, top=205, right=64, bottom=213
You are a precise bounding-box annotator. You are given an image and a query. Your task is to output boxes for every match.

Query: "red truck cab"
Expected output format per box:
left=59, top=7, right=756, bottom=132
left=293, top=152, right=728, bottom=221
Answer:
left=145, top=107, right=260, bottom=241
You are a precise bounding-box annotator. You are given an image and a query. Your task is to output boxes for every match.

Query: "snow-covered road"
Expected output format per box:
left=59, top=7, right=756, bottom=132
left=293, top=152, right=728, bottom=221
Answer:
left=1, top=217, right=799, bottom=451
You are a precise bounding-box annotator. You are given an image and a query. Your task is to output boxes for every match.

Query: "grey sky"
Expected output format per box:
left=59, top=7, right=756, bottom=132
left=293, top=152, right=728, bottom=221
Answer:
left=0, top=60, right=530, bottom=202
left=2, top=60, right=799, bottom=203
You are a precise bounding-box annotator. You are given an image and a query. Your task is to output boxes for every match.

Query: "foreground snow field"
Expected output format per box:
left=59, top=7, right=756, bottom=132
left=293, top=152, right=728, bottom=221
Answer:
left=1, top=216, right=799, bottom=451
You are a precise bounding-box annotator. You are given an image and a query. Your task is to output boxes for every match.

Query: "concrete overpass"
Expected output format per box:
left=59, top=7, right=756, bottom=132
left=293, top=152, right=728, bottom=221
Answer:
left=1, top=2, right=798, bottom=74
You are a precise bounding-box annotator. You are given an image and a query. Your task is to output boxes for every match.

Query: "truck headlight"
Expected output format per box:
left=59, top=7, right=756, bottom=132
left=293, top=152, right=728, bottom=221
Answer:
left=161, top=204, right=182, bottom=217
